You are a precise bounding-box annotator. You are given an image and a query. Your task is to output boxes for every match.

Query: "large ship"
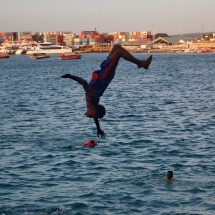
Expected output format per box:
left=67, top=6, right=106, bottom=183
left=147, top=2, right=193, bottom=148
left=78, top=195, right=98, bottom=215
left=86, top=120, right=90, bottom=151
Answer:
left=25, top=42, right=72, bottom=54
left=15, top=41, right=72, bottom=55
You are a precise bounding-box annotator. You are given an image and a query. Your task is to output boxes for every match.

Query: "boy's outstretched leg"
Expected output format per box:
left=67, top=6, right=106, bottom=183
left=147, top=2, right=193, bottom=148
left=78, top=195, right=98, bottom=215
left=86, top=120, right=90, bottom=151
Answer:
left=108, top=45, right=152, bottom=70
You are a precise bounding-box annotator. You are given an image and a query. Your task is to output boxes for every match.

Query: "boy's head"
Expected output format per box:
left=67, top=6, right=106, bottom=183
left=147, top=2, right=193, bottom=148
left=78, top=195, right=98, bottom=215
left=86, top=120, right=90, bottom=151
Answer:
left=85, top=104, right=106, bottom=119
left=97, top=104, right=106, bottom=119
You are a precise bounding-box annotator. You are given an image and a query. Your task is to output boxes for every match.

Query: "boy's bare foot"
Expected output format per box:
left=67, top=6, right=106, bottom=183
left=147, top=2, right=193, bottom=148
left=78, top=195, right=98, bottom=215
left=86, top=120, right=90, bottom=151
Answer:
left=138, top=55, right=152, bottom=70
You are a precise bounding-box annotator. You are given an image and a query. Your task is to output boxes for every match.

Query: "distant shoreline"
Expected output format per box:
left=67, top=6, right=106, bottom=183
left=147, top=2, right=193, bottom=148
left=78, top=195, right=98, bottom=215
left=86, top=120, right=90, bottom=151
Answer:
left=76, top=47, right=215, bottom=54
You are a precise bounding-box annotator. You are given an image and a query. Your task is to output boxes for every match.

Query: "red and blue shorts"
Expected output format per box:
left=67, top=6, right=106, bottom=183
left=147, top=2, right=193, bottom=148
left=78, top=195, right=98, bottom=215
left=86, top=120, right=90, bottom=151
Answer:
left=89, top=57, right=118, bottom=98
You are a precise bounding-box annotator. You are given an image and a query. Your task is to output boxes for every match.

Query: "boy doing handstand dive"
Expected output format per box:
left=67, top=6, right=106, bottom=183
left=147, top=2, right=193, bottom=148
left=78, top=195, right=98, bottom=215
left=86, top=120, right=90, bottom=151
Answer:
left=62, top=45, right=152, bottom=138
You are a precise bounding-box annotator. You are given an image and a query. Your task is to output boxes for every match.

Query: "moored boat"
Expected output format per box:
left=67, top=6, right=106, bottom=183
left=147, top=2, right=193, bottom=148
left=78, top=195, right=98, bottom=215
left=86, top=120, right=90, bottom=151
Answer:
left=26, top=42, right=72, bottom=55
left=196, top=48, right=213, bottom=53
left=15, top=49, right=28, bottom=55
left=27, top=53, right=50, bottom=60
left=0, top=53, right=10, bottom=58
left=59, top=52, right=81, bottom=60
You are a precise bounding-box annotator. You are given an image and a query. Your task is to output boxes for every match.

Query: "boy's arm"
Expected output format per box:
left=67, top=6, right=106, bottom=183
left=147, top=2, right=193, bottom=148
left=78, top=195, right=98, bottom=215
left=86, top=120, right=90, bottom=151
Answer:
left=62, top=74, right=106, bottom=138
left=61, top=73, right=94, bottom=94
left=93, top=117, right=106, bottom=138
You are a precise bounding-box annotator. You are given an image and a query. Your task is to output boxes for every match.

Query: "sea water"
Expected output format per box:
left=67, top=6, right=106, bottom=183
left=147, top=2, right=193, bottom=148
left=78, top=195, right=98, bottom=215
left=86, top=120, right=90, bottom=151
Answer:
left=0, top=53, right=215, bottom=215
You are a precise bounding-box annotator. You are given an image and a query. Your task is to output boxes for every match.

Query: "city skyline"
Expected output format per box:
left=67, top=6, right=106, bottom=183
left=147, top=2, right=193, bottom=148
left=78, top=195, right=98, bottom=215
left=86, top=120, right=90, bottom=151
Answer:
left=0, top=0, right=214, bottom=35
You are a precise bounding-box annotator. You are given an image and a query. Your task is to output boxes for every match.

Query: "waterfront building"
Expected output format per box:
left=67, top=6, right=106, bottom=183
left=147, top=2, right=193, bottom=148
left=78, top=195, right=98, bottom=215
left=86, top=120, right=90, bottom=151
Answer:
left=17, top=32, right=32, bottom=41
left=210, top=33, right=215, bottom=42
left=63, top=33, right=76, bottom=47
left=42, top=32, right=64, bottom=45
left=0, top=32, right=18, bottom=42
left=153, top=36, right=195, bottom=46
left=152, top=35, right=195, bottom=49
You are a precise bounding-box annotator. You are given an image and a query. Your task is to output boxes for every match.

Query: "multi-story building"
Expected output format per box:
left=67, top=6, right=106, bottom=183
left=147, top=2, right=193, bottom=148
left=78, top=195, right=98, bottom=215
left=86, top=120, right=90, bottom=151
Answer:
left=42, top=32, right=64, bottom=45
left=211, top=33, right=215, bottom=41
left=17, top=32, right=32, bottom=41
left=0, top=32, right=18, bottom=42
left=63, top=32, right=76, bottom=47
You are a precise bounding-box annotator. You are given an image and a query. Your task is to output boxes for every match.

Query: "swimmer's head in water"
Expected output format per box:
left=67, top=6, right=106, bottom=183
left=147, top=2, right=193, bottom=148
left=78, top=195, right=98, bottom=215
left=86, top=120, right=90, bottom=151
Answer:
left=167, top=171, right=173, bottom=180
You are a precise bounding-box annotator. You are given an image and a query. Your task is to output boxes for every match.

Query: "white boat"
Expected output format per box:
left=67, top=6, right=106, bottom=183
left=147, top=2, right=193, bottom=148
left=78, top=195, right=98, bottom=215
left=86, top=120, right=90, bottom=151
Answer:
left=0, top=41, right=29, bottom=55
left=26, top=42, right=72, bottom=55
left=0, top=45, right=10, bottom=54
left=15, top=48, right=28, bottom=55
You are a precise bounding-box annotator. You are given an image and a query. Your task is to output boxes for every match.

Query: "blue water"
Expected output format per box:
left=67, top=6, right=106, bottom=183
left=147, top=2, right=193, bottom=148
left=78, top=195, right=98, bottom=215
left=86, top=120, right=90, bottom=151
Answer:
left=0, top=53, right=215, bottom=215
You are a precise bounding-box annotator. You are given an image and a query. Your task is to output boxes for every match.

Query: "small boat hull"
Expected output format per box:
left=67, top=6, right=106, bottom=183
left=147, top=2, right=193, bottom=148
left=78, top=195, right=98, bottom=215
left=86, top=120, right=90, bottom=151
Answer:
left=27, top=53, right=50, bottom=60
left=0, top=53, right=10, bottom=59
left=59, top=52, right=81, bottom=60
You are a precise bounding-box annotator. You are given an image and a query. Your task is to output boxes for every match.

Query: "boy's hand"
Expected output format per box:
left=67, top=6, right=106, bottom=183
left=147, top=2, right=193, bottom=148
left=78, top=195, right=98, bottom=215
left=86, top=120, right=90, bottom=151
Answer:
left=97, top=129, right=106, bottom=138
left=61, top=74, right=71, bottom=78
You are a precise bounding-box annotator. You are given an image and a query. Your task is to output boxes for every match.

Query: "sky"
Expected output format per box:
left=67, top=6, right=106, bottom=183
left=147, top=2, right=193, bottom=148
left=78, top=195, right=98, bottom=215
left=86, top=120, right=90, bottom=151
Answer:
left=0, top=0, right=214, bottom=35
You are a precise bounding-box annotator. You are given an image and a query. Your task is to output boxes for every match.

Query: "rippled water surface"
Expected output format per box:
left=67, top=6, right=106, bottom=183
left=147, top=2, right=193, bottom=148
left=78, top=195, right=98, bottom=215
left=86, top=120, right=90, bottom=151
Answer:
left=0, top=53, right=215, bottom=214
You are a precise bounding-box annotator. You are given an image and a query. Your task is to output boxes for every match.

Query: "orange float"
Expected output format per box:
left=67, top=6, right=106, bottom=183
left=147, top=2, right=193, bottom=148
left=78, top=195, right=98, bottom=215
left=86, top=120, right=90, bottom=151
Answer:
left=83, top=140, right=97, bottom=147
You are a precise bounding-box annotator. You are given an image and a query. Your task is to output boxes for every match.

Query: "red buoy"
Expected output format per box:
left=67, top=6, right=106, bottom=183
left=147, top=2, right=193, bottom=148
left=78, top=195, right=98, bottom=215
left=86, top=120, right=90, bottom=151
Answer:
left=84, top=140, right=97, bottom=147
